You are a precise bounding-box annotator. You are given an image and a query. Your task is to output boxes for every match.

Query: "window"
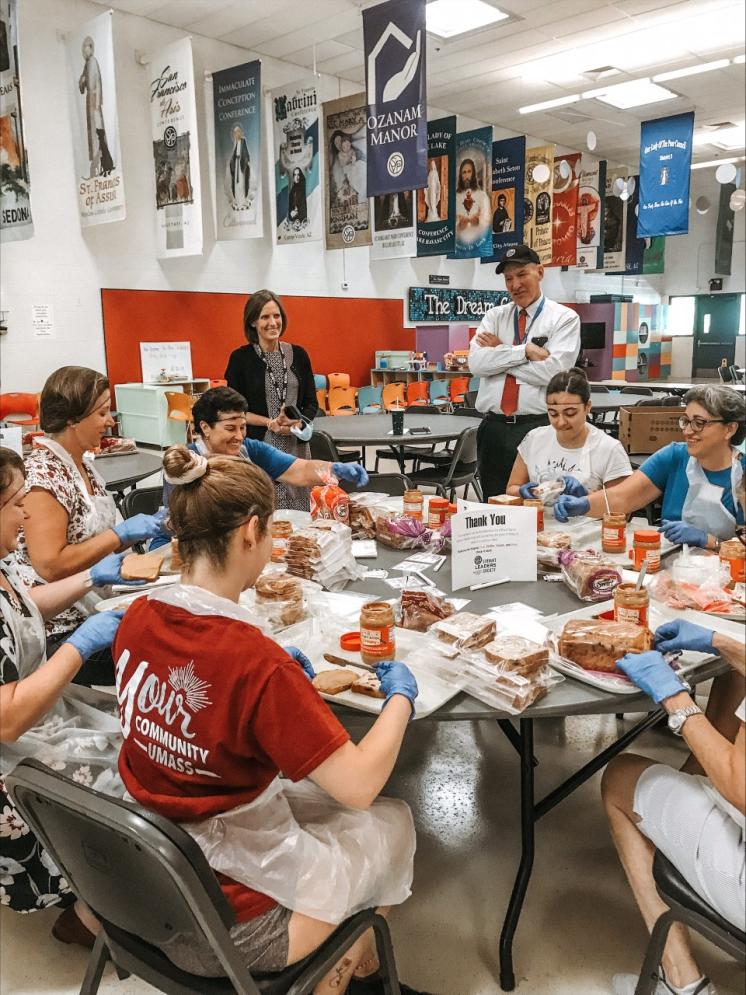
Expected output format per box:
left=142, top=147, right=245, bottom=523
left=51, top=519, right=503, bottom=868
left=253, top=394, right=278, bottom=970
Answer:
left=668, top=296, right=695, bottom=336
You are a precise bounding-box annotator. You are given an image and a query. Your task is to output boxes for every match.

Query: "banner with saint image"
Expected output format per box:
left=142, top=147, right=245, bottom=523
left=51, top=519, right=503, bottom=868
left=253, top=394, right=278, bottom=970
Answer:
left=323, top=92, right=371, bottom=250
left=524, top=144, right=554, bottom=263
left=638, top=111, right=693, bottom=237
left=575, top=156, right=605, bottom=270
left=270, top=78, right=321, bottom=244
left=603, top=170, right=629, bottom=272
left=481, top=135, right=525, bottom=264
left=416, top=115, right=455, bottom=257
left=453, top=127, right=492, bottom=259
left=0, top=0, right=33, bottom=242
left=550, top=152, right=581, bottom=266
left=371, top=189, right=415, bottom=259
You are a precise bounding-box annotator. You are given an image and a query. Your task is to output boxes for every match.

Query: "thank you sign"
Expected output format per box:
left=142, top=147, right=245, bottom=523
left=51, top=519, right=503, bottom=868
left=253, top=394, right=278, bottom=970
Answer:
left=451, top=504, right=537, bottom=590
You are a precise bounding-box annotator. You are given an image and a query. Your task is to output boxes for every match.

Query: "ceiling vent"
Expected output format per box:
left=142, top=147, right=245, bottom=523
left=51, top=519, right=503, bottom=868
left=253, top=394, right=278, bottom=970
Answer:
left=553, top=108, right=594, bottom=123
left=583, top=66, right=622, bottom=81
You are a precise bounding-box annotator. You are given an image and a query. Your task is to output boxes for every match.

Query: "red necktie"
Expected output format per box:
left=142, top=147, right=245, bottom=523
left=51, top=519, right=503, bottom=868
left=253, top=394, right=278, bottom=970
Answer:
left=501, top=308, right=527, bottom=416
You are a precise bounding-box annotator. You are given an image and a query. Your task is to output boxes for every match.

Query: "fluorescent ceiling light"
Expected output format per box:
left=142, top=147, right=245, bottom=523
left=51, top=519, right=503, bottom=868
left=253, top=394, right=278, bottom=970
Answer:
left=690, top=155, right=745, bottom=169
left=733, top=54, right=745, bottom=64
left=426, top=0, right=508, bottom=39
left=694, top=125, right=746, bottom=149
left=653, top=59, right=730, bottom=82
left=519, top=94, right=580, bottom=114
left=585, top=78, right=677, bottom=109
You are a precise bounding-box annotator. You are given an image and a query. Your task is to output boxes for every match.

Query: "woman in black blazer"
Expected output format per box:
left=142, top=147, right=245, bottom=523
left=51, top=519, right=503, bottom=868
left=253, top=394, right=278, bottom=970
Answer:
left=225, top=289, right=319, bottom=510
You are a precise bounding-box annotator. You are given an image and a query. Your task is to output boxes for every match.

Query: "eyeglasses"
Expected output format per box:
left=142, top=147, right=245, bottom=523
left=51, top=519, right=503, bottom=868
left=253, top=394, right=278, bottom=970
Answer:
left=677, top=416, right=725, bottom=432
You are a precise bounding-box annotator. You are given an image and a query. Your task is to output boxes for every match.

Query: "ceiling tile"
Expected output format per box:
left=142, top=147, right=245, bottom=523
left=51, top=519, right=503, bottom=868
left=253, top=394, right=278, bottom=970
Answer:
left=148, top=1, right=227, bottom=29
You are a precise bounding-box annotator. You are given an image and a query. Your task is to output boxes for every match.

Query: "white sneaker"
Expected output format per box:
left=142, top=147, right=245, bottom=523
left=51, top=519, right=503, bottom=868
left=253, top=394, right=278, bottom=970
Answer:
left=613, top=972, right=717, bottom=995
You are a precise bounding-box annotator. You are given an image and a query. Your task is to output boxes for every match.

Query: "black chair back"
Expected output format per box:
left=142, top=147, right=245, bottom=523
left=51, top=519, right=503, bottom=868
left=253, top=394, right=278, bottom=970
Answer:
left=405, top=405, right=441, bottom=414
left=621, top=385, right=654, bottom=395
left=309, top=429, right=340, bottom=462
left=635, top=395, right=683, bottom=407
left=121, top=486, right=163, bottom=519
left=452, top=407, right=483, bottom=418
left=590, top=384, right=610, bottom=394
left=465, top=390, right=478, bottom=407
left=359, top=473, right=413, bottom=496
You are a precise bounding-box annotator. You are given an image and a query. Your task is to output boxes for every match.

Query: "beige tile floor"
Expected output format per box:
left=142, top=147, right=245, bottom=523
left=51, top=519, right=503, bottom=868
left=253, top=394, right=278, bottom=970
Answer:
left=1, top=710, right=743, bottom=995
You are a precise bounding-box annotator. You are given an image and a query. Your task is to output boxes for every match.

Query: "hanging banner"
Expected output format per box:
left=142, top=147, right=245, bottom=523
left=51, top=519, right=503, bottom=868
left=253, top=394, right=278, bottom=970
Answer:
left=65, top=11, right=125, bottom=227
left=715, top=178, right=737, bottom=275
left=270, top=78, right=321, bottom=245
left=623, top=176, right=645, bottom=275
left=480, top=135, right=525, bottom=265
left=453, top=127, right=492, bottom=259
left=638, top=111, right=694, bottom=237
left=363, top=0, right=426, bottom=197
left=323, top=92, right=371, bottom=250
left=371, top=190, right=415, bottom=259
left=642, top=236, right=665, bottom=274
left=604, top=171, right=628, bottom=272
left=0, top=0, right=33, bottom=242
left=417, top=115, right=455, bottom=257
left=575, top=157, right=605, bottom=270
left=550, top=152, right=581, bottom=267
left=211, top=60, right=262, bottom=241
left=524, top=144, right=554, bottom=263
left=149, top=38, right=202, bottom=257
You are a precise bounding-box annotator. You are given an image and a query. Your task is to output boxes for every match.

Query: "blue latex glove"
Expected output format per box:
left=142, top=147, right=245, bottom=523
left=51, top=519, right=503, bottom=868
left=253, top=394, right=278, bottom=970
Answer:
left=285, top=645, right=315, bottom=680
left=65, top=611, right=123, bottom=661
left=553, top=494, right=590, bottom=523
left=655, top=619, right=715, bottom=656
left=562, top=475, right=588, bottom=498
left=374, top=660, right=419, bottom=717
left=113, top=509, right=169, bottom=545
left=89, top=552, right=146, bottom=588
left=519, top=481, right=538, bottom=500
left=616, top=650, right=687, bottom=704
left=332, top=462, right=369, bottom=488
left=659, top=519, right=708, bottom=548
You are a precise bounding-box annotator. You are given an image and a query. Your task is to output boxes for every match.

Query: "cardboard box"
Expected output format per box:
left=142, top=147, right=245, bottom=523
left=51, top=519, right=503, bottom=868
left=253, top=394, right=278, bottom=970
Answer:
left=618, top=406, right=683, bottom=455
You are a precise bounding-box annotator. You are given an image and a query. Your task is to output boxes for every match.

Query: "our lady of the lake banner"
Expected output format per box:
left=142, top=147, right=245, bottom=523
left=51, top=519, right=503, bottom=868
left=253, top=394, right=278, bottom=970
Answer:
left=149, top=38, right=202, bottom=257
left=524, top=144, right=554, bottom=263
left=66, top=11, right=125, bottom=227
left=211, top=60, right=262, bottom=241
left=575, top=157, right=605, bottom=270
left=637, top=111, right=694, bottom=238
left=551, top=152, right=581, bottom=267
left=323, top=92, right=371, bottom=250
left=453, top=127, right=492, bottom=259
left=0, top=0, right=33, bottom=242
left=363, top=0, right=427, bottom=197
left=417, top=115, right=455, bottom=257
left=481, top=135, right=525, bottom=264
left=270, top=78, right=321, bottom=244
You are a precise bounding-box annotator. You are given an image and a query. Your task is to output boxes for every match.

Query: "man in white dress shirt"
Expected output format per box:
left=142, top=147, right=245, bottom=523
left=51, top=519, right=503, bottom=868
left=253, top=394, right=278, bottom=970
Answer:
left=469, top=244, right=581, bottom=498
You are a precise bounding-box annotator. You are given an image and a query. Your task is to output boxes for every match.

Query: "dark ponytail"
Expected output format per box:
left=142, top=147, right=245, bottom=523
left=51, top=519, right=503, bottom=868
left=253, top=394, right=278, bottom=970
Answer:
left=546, top=367, right=591, bottom=405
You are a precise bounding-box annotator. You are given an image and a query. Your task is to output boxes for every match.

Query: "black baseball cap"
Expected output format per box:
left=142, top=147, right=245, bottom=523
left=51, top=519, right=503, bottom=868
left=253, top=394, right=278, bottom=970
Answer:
left=496, top=244, right=541, bottom=274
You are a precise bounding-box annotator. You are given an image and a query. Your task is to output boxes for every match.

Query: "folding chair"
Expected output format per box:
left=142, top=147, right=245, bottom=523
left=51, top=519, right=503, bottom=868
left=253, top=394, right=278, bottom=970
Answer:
left=7, top=759, right=401, bottom=995
left=382, top=383, right=407, bottom=412
left=121, top=486, right=163, bottom=519
left=165, top=391, right=195, bottom=442
left=328, top=387, right=357, bottom=416
left=408, top=425, right=482, bottom=502
left=341, top=472, right=413, bottom=496
left=405, top=382, right=430, bottom=407
left=448, top=377, right=470, bottom=406
left=428, top=380, right=450, bottom=410
left=328, top=373, right=351, bottom=390
left=0, top=391, right=39, bottom=430
left=309, top=429, right=361, bottom=465
left=358, top=385, right=383, bottom=413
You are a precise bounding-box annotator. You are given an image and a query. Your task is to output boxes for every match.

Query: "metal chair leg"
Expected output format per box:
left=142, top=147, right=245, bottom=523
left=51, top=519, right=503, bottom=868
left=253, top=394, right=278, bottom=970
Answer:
left=371, top=914, right=401, bottom=995
left=633, top=910, right=676, bottom=995
left=79, top=931, right=109, bottom=995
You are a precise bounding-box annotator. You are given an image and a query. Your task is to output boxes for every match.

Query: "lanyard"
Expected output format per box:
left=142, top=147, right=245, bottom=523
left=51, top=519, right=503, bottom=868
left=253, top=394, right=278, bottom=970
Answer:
left=513, top=296, right=546, bottom=344
left=257, top=343, right=288, bottom=407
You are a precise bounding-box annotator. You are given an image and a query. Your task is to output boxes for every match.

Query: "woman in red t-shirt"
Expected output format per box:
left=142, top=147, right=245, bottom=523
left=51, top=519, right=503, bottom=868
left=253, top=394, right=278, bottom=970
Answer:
left=114, top=446, right=428, bottom=995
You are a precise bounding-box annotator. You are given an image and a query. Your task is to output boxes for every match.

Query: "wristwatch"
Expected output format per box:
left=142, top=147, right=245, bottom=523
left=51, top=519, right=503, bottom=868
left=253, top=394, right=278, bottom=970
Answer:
left=667, top=704, right=702, bottom=736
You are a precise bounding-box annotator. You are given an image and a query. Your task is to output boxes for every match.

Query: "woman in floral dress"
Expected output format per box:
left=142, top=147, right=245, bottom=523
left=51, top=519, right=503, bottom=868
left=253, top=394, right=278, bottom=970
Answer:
left=0, top=447, right=129, bottom=942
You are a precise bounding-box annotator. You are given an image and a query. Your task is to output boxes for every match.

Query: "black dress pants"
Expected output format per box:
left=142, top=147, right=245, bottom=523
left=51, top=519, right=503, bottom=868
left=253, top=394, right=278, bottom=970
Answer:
left=476, top=412, right=549, bottom=499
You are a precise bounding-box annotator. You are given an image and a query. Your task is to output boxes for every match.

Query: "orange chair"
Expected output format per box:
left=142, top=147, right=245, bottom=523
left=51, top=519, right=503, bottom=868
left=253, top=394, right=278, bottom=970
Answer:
left=165, top=391, right=195, bottom=441
left=382, top=382, right=407, bottom=411
left=0, top=392, right=39, bottom=429
left=328, top=373, right=351, bottom=390
left=316, top=387, right=328, bottom=413
left=406, top=381, right=430, bottom=407
left=328, top=386, right=357, bottom=416
left=449, top=377, right=470, bottom=405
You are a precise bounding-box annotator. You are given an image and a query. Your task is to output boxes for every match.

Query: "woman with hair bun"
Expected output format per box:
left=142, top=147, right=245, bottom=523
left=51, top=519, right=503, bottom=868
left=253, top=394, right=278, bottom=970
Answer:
left=113, top=447, right=428, bottom=994
left=506, top=367, right=632, bottom=500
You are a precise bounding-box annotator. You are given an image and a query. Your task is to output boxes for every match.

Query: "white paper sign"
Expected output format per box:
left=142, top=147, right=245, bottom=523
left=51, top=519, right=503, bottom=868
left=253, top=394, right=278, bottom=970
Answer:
left=451, top=503, right=537, bottom=590
left=0, top=425, right=23, bottom=455
left=140, top=341, right=193, bottom=382
left=32, top=304, right=54, bottom=336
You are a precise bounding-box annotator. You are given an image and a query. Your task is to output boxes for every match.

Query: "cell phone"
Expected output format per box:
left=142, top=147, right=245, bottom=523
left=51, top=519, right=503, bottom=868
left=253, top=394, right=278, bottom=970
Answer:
left=283, top=404, right=303, bottom=421
left=408, top=426, right=431, bottom=435
left=531, top=336, right=548, bottom=348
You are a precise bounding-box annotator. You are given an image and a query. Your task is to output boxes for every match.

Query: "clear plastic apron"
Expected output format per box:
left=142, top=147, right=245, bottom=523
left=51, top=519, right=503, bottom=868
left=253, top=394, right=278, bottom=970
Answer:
left=682, top=453, right=743, bottom=541
left=148, top=584, right=416, bottom=924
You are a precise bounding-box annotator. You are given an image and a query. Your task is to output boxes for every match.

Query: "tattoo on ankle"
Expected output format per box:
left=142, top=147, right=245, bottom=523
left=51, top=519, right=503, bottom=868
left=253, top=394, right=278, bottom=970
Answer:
left=329, top=956, right=353, bottom=989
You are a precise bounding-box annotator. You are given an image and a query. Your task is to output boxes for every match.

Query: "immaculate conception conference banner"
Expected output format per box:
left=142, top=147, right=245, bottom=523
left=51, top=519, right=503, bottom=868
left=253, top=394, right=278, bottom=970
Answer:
left=0, top=0, right=33, bottom=241
left=270, top=78, right=322, bottom=244
left=211, top=60, right=262, bottom=241
left=149, top=37, right=203, bottom=257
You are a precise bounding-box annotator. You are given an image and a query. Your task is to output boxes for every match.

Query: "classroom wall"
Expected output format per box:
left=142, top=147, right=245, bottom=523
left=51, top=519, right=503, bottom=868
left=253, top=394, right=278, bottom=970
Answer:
left=0, top=0, right=742, bottom=393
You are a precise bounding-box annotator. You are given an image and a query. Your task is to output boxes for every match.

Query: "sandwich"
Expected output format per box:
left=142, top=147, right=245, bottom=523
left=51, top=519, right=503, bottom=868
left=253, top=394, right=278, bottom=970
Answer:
left=558, top=619, right=653, bottom=674
left=120, top=551, right=165, bottom=583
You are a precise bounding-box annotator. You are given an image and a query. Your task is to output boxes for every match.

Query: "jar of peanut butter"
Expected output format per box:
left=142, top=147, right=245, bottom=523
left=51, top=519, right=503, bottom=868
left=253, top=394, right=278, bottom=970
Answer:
left=613, top=582, right=650, bottom=627
left=359, top=601, right=396, bottom=665
left=403, top=489, right=424, bottom=521
left=720, top=538, right=745, bottom=585
left=630, top=529, right=661, bottom=573
left=601, top=513, right=627, bottom=554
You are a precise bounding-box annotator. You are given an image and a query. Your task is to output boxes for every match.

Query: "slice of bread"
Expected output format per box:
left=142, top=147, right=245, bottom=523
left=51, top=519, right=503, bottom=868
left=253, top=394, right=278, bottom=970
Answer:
left=312, top=669, right=358, bottom=695
left=483, top=636, right=549, bottom=675
left=351, top=672, right=386, bottom=699
left=121, top=551, right=165, bottom=583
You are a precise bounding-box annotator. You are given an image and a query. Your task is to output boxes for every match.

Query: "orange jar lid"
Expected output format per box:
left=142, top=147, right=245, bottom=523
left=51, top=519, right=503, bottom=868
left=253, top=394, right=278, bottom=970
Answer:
left=448, top=503, right=458, bottom=515
left=429, top=497, right=449, bottom=509
left=340, top=631, right=361, bottom=651
left=633, top=529, right=660, bottom=543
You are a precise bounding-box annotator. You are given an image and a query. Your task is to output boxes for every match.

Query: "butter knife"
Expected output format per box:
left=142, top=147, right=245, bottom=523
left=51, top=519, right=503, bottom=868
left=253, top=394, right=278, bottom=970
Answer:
left=323, top=653, right=376, bottom=673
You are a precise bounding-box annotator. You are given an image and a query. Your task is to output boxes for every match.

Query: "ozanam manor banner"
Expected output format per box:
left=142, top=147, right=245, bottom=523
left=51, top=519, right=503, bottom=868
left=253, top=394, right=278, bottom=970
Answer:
left=149, top=38, right=202, bottom=257
left=453, top=127, right=492, bottom=259
left=638, top=111, right=694, bottom=238
left=0, top=0, right=33, bottom=242
left=66, top=11, right=125, bottom=227
left=211, top=60, right=262, bottom=241
left=409, top=286, right=510, bottom=323
left=417, top=115, right=455, bottom=257
left=270, top=78, right=321, bottom=244
left=481, top=135, right=525, bottom=265
left=323, top=92, right=371, bottom=250
left=575, top=157, right=605, bottom=270
left=363, top=0, right=427, bottom=197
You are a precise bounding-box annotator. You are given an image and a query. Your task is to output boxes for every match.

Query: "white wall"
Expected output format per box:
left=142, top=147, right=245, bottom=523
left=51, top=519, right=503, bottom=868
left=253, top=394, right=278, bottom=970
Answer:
left=1, top=0, right=738, bottom=392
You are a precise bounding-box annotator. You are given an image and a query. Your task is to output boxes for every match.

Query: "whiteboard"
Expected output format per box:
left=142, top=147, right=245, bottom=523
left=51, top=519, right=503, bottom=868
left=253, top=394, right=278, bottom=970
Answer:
left=140, top=341, right=193, bottom=383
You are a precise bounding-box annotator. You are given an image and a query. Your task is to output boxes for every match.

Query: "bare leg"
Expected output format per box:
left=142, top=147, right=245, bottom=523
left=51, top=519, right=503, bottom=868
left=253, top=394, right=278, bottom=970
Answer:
left=601, top=754, right=702, bottom=989
left=682, top=670, right=743, bottom=775
left=74, top=899, right=101, bottom=935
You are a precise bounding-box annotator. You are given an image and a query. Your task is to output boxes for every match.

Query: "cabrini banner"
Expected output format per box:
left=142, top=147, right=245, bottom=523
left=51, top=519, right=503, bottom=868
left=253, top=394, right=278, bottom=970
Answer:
left=524, top=144, right=554, bottom=263
left=323, top=92, right=371, bottom=250
left=211, top=60, right=262, bottom=241
left=453, top=127, right=493, bottom=259
left=481, top=135, right=525, bottom=265
left=416, top=115, right=455, bottom=257
left=603, top=170, right=628, bottom=272
left=550, top=152, right=581, bottom=267
left=371, top=189, right=416, bottom=259
left=575, top=156, right=605, bottom=270
left=270, top=78, right=321, bottom=245
left=149, top=38, right=202, bottom=257
left=637, top=111, right=694, bottom=237
left=65, top=11, right=125, bottom=227
left=0, top=0, right=33, bottom=242
left=363, top=0, right=427, bottom=197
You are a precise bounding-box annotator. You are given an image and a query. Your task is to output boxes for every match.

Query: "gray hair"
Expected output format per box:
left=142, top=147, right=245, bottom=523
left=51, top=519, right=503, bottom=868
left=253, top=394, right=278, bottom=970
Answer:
left=684, top=385, right=746, bottom=445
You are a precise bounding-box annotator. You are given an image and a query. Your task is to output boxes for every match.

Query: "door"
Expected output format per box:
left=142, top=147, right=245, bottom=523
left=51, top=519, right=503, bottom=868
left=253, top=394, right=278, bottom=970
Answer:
left=692, top=294, right=740, bottom=377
